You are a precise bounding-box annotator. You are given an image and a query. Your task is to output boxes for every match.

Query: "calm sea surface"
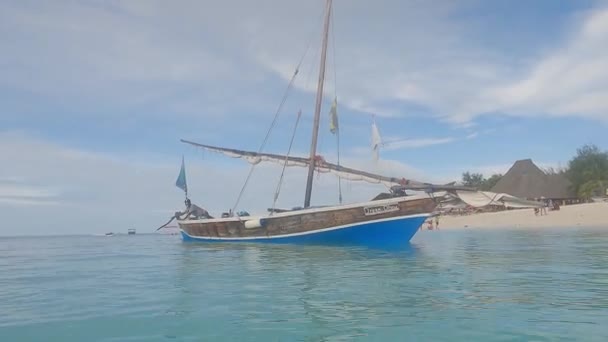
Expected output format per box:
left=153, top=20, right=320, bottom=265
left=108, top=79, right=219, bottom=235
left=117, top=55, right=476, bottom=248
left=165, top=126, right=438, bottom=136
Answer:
left=2, top=228, right=608, bottom=341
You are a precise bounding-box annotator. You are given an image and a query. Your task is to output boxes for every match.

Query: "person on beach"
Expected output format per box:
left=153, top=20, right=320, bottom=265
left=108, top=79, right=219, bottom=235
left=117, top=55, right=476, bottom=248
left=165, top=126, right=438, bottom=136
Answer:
left=540, top=197, right=548, bottom=215
left=435, top=215, right=440, bottom=230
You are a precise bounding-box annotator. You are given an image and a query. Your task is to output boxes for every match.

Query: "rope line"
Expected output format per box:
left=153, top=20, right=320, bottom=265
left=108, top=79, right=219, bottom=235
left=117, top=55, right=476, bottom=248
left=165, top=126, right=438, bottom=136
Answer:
left=231, top=65, right=301, bottom=213
left=230, top=15, right=321, bottom=213
left=271, top=111, right=302, bottom=213
left=331, top=8, right=342, bottom=204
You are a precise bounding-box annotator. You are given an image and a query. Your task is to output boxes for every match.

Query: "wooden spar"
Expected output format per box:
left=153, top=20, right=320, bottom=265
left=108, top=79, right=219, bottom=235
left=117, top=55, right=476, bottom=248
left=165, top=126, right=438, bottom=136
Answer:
left=304, top=0, right=333, bottom=208
left=180, top=139, right=311, bottom=165
left=179, top=139, right=475, bottom=192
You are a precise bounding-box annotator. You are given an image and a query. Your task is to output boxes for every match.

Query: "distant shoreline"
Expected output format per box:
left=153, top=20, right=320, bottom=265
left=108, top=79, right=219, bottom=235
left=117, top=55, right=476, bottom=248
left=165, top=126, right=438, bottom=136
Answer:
left=3, top=202, right=606, bottom=237
left=438, top=202, right=607, bottom=229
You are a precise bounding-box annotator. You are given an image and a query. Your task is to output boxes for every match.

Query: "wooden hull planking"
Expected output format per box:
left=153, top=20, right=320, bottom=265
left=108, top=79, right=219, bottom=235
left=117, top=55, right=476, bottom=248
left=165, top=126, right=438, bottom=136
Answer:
left=177, top=196, right=435, bottom=244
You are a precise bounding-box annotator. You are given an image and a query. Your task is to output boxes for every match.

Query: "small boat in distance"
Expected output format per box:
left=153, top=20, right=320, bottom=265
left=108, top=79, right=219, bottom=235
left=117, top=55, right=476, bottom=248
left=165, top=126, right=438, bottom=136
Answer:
left=128, top=228, right=136, bottom=235
left=171, top=0, right=471, bottom=246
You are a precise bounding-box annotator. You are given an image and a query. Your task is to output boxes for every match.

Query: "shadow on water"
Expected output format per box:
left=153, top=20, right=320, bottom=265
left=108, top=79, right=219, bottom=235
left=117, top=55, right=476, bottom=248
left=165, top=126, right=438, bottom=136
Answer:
left=178, top=239, right=425, bottom=261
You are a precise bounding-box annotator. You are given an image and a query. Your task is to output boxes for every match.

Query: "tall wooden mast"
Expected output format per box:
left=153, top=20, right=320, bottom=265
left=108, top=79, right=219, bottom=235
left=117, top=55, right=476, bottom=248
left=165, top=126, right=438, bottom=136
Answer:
left=304, top=0, right=333, bottom=208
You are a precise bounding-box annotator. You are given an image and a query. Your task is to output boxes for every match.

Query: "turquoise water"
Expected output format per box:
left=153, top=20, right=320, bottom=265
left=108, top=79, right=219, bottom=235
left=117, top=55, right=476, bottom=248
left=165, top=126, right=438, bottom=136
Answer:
left=2, top=228, right=608, bottom=341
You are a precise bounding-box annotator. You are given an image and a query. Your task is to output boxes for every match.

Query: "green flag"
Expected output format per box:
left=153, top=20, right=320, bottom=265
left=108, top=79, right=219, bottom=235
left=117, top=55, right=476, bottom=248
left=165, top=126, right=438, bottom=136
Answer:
left=329, top=97, right=338, bottom=134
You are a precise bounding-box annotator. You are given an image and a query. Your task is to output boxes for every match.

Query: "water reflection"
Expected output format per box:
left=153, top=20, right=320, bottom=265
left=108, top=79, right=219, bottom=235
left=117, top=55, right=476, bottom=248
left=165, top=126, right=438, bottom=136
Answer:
left=32, top=229, right=604, bottom=341
left=56, top=229, right=608, bottom=342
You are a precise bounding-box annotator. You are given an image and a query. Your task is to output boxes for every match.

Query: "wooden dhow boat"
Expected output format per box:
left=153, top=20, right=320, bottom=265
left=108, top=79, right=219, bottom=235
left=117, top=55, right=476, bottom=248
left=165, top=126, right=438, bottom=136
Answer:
left=171, top=0, right=469, bottom=245
left=173, top=139, right=470, bottom=245
left=180, top=195, right=435, bottom=245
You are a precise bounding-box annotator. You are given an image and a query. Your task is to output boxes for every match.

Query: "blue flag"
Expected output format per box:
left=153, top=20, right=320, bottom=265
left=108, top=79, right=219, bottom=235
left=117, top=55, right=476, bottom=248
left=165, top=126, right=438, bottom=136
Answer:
left=175, top=156, right=187, bottom=194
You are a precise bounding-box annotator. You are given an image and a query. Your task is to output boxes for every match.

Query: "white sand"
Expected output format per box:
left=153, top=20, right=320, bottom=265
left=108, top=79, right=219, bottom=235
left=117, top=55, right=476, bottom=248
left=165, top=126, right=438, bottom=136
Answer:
left=438, top=202, right=607, bottom=229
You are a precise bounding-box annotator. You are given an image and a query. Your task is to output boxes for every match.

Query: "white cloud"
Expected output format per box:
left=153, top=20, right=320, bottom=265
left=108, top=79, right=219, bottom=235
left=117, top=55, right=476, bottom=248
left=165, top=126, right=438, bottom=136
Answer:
left=253, top=0, right=487, bottom=118
left=452, top=7, right=608, bottom=123
left=0, top=0, right=281, bottom=119
left=382, top=137, right=455, bottom=151
left=349, top=136, right=455, bottom=156
left=0, top=197, right=62, bottom=206
left=3, top=1, right=607, bottom=125
left=340, top=157, right=435, bottom=184
left=0, top=174, right=63, bottom=206
left=0, top=184, right=59, bottom=199
left=258, top=3, right=608, bottom=124
left=0, top=0, right=483, bottom=120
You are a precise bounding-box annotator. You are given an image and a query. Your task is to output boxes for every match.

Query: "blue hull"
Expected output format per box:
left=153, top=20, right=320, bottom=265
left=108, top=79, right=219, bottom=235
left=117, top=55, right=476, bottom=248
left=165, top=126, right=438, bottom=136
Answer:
left=180, top=215, right=427, bottom=246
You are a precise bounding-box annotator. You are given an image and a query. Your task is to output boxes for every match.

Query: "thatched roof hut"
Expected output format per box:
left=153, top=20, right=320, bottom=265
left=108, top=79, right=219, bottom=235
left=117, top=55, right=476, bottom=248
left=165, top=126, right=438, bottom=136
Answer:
left=491, top=159, right=576, bottom=200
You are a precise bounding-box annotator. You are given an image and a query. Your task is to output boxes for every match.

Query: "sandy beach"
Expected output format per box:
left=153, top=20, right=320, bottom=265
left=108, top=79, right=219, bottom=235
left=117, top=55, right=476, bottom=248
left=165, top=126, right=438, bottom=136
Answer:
left=438, top=202, right=607, bottom=229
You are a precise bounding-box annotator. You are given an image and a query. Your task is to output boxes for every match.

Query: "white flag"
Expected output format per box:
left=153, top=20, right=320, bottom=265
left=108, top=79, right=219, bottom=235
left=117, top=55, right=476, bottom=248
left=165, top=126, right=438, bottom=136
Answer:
left=371, top=119, right=382, bottom=161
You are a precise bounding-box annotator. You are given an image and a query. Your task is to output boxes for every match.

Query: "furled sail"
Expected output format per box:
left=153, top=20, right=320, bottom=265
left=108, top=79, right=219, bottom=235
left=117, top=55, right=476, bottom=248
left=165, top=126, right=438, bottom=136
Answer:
left=371, top=119, right=382, bottom=161
left=455, top=191, right=543, bottom=208
left=180, top=139, right=471, bottom=192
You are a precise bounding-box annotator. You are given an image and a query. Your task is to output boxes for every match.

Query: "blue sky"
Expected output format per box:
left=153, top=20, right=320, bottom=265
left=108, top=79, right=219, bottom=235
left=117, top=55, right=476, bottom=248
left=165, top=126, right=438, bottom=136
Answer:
left=1, top=0, right=608, bottom=235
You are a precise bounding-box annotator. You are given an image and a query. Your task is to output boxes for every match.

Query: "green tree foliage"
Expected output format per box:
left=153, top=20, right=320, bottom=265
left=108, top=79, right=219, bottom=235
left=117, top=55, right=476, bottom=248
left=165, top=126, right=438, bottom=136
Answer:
left=483, top=173, right=503, bottom=191
left=461, top=172, right=503, bottom=191
left=543, top=166, right=567, bottom=175
left=578, top=180, right=607, bottom=199
left=566, top=144, right=608, bottom=198
left=461, top=172, right=484, bottom=188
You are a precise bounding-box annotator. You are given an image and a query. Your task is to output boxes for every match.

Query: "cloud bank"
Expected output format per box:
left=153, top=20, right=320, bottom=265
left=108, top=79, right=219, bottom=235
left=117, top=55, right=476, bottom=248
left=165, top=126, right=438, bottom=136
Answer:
left=2, top=1, right=607, bottom=124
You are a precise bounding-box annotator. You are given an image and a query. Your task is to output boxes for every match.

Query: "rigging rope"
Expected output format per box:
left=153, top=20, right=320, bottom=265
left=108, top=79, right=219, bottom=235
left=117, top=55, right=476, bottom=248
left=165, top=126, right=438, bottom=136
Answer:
left=230, top=23, right=320, bottom=213
left=331, top=9, right=343, bottom=204
left=337, top=126, right=342, bottom=203
left=231, top=67, right=300, bottom=213
left=271, top=111, right=302, bottom=213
